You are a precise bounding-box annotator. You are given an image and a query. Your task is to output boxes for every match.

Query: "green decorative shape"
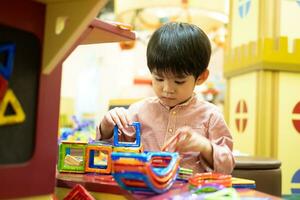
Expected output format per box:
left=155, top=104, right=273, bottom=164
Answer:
left=58, top=142, right=87, bottom=173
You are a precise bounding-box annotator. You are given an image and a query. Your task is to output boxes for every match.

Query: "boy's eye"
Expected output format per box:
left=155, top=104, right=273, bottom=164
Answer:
left=175, top=80, right=185, bottom=84
left=155, top=77, right=164, bottom=82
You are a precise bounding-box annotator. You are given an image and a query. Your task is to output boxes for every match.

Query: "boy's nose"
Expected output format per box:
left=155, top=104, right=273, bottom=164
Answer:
left=163, top=82, right=175, bottom=93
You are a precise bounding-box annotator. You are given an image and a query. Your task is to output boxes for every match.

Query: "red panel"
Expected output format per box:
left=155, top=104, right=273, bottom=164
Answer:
left=235, top=119, right=240, bottom=132
left=292, top=101, right=300, bottom=133
left=292, top=120, right=300, bottom=134
left=236, top=101, right=241, bottom=113
left=0, top=76, right=8, bottom=101
left=64, top=184, right=95, bottom=200
left=0, top=1, right=62, bottom=198
left=0, top=1, right=45, bottom=42
left=0, top=65, right=62, bottom=198
left=243, top=100, right=248, bottom=112
left=293, top=101, right=300, bottom=113
left=242, top=118, right=247, bottom=132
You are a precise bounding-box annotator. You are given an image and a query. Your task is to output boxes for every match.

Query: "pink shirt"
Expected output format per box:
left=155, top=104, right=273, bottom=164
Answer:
left=99, top=94, right=235, bottom=174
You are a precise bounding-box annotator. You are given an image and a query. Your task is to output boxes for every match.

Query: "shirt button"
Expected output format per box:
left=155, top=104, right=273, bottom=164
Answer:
left=168, top=128, right=173, bottom=133
left=172, top=111, right=176, bottom=115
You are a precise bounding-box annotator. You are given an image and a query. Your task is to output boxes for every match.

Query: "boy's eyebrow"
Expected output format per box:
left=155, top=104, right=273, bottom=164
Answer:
left=175, top=75, right=187, bottom=79
left=153, top=73, right=167, bottom=78
left=172, top=75, right=188, bottom=79
left=153, top=73, right=164, bottom=78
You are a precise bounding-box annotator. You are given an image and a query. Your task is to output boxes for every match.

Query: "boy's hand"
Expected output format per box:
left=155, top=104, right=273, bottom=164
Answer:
left=162, top=126, right=212, bottom=155
left=162, top=126, right=213, bottom=167
left=100, top=107, right=132, bottom=138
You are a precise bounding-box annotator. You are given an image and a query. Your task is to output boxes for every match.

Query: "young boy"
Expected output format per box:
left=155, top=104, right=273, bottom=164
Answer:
left=97, top=22, right=235, bottom=174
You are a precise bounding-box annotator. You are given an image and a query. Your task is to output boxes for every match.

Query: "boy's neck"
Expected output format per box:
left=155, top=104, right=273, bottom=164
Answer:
left=163, top=93, right=195, bottom=110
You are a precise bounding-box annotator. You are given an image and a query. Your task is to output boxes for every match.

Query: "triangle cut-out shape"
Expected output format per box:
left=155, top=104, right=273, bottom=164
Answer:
left=4, top=102, right=16, bottom=116
left=0, top=89, right=26, bottom=126
left=0, top=43, right=15, bottom=80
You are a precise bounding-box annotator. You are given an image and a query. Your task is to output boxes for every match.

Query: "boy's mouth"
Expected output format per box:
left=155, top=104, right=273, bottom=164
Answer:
left=161, top=96, right=176, bottom=100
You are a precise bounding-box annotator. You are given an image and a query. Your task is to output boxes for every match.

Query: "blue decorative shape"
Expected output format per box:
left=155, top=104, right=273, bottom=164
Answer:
left=113, top=122, right=141, bottom=147
left=0, top=43, right=16, bottom=80
left=111, top=151, right=179, bottom=176
left=291, top=169, right=300, bottom=194
left=111, top=151, right=179, bottom=193
left=238, top=5, right=244, bottom=18
left=297, top=0, right=300, bottom=7
left=245, top=0, right=251, bottom=15
left=66, top=147, right=71, bottom=155
left=113, top=171, right=173, bottom=193
left=238, top=0, right=251, bottom=18
left=88, top=149, right=108, bottom=169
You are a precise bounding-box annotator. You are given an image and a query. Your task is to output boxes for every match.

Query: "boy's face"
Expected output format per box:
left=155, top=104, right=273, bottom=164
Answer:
left=151, top=71, right=200, bottom=107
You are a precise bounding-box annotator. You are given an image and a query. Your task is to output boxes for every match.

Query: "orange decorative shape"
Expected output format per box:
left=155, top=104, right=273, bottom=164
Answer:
left=85, top=145, right=112, bottom=174
left=113, top=146, right=143, bottom=153
left=119, top=40, right=135, bottom=50
left=189, top=172, right=232, bottom=188
left=133, top=77, right=152, bottom=85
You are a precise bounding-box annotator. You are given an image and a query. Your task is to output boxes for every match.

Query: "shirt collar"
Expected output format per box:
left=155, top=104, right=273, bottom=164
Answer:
left=159, top=93, right=197, bottom=110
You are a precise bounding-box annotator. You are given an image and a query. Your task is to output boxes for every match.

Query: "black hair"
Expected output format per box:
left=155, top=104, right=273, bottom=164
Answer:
left=147, top=22, right=211, bottom=79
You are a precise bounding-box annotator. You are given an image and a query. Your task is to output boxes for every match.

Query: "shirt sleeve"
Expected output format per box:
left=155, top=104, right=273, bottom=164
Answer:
left=199, top=110, right=235, bottom=174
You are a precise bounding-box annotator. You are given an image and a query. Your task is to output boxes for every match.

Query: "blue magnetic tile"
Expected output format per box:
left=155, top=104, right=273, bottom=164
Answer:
left=0, top=43, right=16, bottom=80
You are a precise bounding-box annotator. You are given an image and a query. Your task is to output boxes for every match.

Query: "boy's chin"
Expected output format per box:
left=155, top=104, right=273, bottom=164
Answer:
left=160, top=99, right=179, bottom=108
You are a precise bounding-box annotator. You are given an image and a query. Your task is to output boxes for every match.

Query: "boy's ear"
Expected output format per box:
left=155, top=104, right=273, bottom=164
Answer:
left=196, top=69, right=209, bottom=85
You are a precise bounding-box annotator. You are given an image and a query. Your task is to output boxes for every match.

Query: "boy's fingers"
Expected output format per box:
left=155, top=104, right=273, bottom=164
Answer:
left=122, top=126, right=136, bottom=137
left=110, top=110, right=124, bottom=130
left=103, top=112, right=116, bottom=128
left=175, top=139, right=189, bottom=152
left=116, top=107, right=130, bottom=127
left=119, top=107, right=131, bottom=124
left=161, top=137, right=174, bottom=151
left=163, top=140, right=175, bottom=151
left=162, top=132, right=181, bottom=151
left=173, top=132, right=191, bottom=152
left=162, top=127, right=193, bottom=152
